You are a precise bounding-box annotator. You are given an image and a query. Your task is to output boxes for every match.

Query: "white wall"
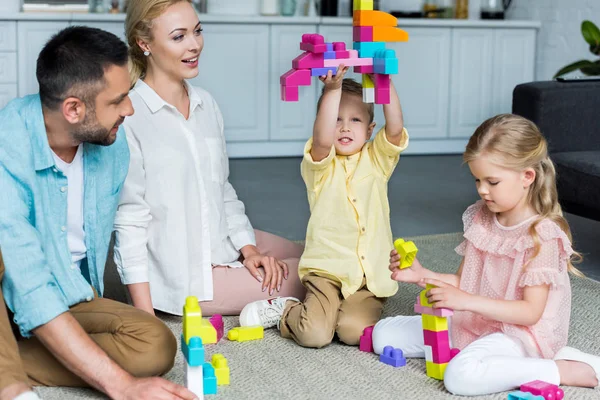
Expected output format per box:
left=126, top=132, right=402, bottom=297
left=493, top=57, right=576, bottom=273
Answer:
left=507, top=0, right=600, bottom=80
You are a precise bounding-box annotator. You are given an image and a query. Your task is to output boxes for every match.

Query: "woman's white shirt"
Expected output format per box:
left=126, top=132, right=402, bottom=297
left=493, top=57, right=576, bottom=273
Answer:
left=113, top=80, right=255, bottom=315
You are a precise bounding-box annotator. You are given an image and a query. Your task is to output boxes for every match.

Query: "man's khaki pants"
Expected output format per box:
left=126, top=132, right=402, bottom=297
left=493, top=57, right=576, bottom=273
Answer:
left=0, top=251, right=176, bottom=390
left=280, top=274, right=385, bottom=348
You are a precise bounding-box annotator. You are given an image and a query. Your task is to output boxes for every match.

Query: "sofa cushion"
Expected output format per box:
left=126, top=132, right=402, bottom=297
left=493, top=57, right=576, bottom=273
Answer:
left=552, top=151, right=600, bottom=220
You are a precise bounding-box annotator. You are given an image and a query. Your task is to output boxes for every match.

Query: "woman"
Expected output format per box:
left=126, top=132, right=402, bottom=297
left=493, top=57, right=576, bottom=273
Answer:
left=114, top=0, right=305, bottom=316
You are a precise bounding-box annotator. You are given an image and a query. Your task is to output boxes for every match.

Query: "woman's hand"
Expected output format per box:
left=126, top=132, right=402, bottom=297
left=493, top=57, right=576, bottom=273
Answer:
left=241, top=246, right=289, bottom=296
left=389, top=249, right=427, bottom=287
left=423, top=278, right=472, bottom=311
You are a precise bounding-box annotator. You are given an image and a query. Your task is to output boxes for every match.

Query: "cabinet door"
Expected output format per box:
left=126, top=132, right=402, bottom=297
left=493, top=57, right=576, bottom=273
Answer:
left=375, top=27, right=450, bottom=139
left=17, top=21, right=69, bottom=97
left=493, top=29, right=535, bottom=115
left=0, top=83, right=17, bottom=110
left=71, top=22, right=126, bottom=42
left=270, top=24, right=318, bottom=141
left=190, top=24, right=269, bottom=142
left=449, top=29, right=494, bottom=138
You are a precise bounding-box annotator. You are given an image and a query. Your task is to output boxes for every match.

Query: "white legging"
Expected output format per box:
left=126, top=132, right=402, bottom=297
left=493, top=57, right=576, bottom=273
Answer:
left=372, top=316, right=561, bottom=396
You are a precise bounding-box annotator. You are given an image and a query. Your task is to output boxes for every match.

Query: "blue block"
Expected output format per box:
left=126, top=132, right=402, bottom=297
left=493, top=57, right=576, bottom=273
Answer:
left=326, top=42, right=333, bottom=51
left=311, top=67, right=337, bottom=76
left=507, top=391, right=544, bottom=400
left=374, top=49, right=398, bottom=74
left=324, top=51, right=336, bottom=59
left=203, top=363, right=218, bottom=395
left=379, top=346, right=406, bottom=367
left=352, top=41, right=385, bottom=58
left=181, top=334, right=204, bottom=367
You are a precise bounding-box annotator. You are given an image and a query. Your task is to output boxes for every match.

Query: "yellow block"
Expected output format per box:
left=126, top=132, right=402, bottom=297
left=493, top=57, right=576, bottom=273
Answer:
left=353, top=0, right=373, bottom=11
left=362, top=73, right=374, bottom=89
left=394, top=238, right=418, bottom=269
left=227, top=326, right=264, bottom=342
left=419, top=283, right=436, bottom=307
left=426, top=361, right=447, bottom=380
left=183, top=296, right=217, bottom=344
left=211, top=354, right=230, bottom=385
left=422, top=314, right=448, bottom=332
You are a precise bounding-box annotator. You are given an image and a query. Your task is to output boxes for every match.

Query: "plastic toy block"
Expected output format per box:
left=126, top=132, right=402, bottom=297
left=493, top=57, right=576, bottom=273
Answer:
left=208, top=315, right=224, bottom=342
left=202, top=363, right=217, bottom=395
left=353, top=0, right=373, bottom=11
left=348, top=49, right=359, bottom=58
left=414, top=303, right=454, bottom=317
left=324, top=57, right=373, bottom=68
left=424, top=345, right=433, bottom=362
left=280, top=69, right=311, bottom=86
left=422, top=314, right=448, bottom=331
left=353, top=26, right=373, bottom=42
left=324, top=51, right=336, bottom=59
left=508, top=392, right=544, bottom=400
left=363, top=87, right=374, bottom=103
left=374, top=71, right=391, bottom=90
left=362, top=73, right=374, bottom=89
left=184, top=363, right=204, bottom=399
left=373, top=26, right=409, bottom=42
left=292, top=51, right=324, bottom=69
left=181, top=335, right=205, bottom=367
left=211, top=354, right=230, bottom=386
left=359, top=326, right=374, bottom=353
left=450, top=348, right=460, bottom=359
left=393, top=238, right=418, bottom=269
left=326, top=43, right=333, bottom=51
left=520, top=381, right=564, bottom=400
left=425, top=361, right=447, bottom=380
left=311, top=67, right=338, bottom=76
left=419, top=283, right=436, bottom=307
left=375, top=84, right=390, bottom=104
left=354, top=65, right=374, bottom=74
left=280, top=85, right=299, bottom=101
left=352, top=41, right=385, bottom=58
left=374, top=50, right=398, bottom=75
left=353, top=10, right=398, bottom=27
left=227, top=326, right=264, bottom=342
left=183, top=296, right=216, bottom=345
left=333, top=42, right=346, bottom=51
left=423, top=329, right=449, bottom=348
left=379, top=346, right=406, bottom=367
left=335, top=50, right=351, bottom=58
left=300, top=34, right=327, bottom=53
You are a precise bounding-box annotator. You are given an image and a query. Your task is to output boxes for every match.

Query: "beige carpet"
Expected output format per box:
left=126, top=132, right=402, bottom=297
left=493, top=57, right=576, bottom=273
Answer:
left=35, top=233, right=600, bottom=399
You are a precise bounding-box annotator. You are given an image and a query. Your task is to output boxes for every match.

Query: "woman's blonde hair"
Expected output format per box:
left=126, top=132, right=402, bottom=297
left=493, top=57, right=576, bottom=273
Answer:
left=464, top=114, right=583, bottom=277
left=125, top=0, right=192, bottom=85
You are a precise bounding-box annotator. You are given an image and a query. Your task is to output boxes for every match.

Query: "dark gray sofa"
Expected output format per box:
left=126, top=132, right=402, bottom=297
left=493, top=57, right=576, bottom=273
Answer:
left=513, top=80, right=600, bottom=221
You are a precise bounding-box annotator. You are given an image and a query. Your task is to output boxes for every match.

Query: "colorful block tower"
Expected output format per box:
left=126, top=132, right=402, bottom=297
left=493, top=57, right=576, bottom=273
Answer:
left=414, top=284, right=459, bottom=380
left=280, top=0, right=408, bottom=104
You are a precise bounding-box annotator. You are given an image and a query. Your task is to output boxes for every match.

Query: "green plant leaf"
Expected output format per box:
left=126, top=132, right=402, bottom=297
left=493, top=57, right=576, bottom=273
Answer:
left=581, top=20, right=600, bottom=47
left=554, top=59, right=596, bottom=78
left=581, top=60, right=600, bottom=75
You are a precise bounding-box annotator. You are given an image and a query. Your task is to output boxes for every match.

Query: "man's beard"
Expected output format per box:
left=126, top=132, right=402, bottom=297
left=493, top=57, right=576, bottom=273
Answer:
left=71, top=107, right=119, bottom=146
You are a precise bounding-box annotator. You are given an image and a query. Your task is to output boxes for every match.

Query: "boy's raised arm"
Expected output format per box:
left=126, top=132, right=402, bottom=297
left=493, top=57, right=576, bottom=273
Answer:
left=381, top=79, right=406, bottom=146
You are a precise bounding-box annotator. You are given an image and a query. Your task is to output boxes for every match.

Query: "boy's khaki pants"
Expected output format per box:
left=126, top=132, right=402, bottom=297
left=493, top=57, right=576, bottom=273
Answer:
left=280, top=274, right=385, bottom=348
left=0, top=251, right=176, bottom=391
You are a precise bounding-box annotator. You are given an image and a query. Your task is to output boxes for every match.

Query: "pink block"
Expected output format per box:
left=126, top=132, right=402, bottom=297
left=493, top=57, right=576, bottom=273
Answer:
left=423, top=329, right=450, bottom=347
left=302, top=33, right=324, bottom=44
left=335, top=50, right=351, bottom=58
left=375, top=74, right=390, bottom=104
left=292, top=52, right=325, bottom=69
left=209, top=314, right=224, bottom=342
left=359, top=326, right=374, bottom=353
left=333, top=42, right=346, bottom=51
left=353, top=26, right=373, bottom=42
left=414, top=304, right=454, bottom=317
left=280, top=68, right=311, bottom=86
left=323, top=57, right=373, bottom=68
left=348, top=49, right=359, bottom=58
left=300, top=33, right=327, bottom=53
left=354, top=65, right=374, bottom=73
left=520, top=381, right=565, bottom=400
left=280, top=85, right=299, bottom=101
left=450, top=348, right=460, bottom=360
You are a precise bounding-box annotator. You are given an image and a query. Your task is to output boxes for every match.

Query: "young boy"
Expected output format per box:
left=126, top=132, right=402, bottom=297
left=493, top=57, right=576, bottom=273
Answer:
left=240, top=66, right=409, bottom=348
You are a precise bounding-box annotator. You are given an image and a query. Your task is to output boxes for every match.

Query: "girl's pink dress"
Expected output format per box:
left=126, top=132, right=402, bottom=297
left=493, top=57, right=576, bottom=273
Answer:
left=452, top=200, right=573, bottom=358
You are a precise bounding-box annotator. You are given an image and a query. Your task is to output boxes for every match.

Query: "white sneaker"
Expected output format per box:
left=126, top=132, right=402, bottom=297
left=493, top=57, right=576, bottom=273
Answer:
left=14, top=391, right=43, bottom=400
left=239, top=297, right=299, bottom=329
left=554, top=346, right=600, bottom=387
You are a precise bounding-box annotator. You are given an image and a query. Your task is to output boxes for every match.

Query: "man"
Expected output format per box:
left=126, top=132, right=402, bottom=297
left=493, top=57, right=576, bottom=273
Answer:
left=0, top=27, right=196, bottom=400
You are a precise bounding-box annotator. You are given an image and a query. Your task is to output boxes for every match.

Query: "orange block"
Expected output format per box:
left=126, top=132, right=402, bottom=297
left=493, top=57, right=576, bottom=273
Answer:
left=353, top=10, right=398, bottom=27
left=373, top=26, right=409, bottom=42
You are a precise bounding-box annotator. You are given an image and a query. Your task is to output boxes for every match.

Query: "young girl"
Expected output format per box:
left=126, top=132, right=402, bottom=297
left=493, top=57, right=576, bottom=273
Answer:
left=374, top=114, right=600, bottom=396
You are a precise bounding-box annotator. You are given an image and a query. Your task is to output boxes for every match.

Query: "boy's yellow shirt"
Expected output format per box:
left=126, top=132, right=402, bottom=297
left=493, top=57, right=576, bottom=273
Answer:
left=299, top=127, right=409, bottom=298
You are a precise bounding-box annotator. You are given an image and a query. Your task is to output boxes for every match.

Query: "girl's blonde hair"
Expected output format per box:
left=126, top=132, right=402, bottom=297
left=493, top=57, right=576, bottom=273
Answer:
left=125, top=0, right=192, bottom=85
left=464, top=114, right=583, bottom=276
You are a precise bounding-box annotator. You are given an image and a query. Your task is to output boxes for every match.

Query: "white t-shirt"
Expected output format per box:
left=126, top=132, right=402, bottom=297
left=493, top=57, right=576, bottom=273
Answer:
left=52, top=145, right=87, bottom=268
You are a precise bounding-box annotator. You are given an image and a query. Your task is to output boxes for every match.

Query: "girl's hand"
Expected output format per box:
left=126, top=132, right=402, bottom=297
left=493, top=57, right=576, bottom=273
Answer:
left=319, top=64, right=349, bottom=91
left=423, top=278, right=472, bottom=311
left=389, top=249, right=426, bottom=287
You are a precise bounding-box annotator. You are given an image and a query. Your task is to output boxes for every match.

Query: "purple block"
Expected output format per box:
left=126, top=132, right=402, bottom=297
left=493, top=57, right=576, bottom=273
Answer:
left=324, top=51, right=336, bottom=59
left=520, top=380, right=564, bottom=400
left=311, top=67, right=337, bottom=76
left=326, top=42, right=333, bottom=51
left=209, top=314, right=224, bottom=342
left=359, top=326, right=374, bottom=353
left=379, top=346, right=406, bottom=367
